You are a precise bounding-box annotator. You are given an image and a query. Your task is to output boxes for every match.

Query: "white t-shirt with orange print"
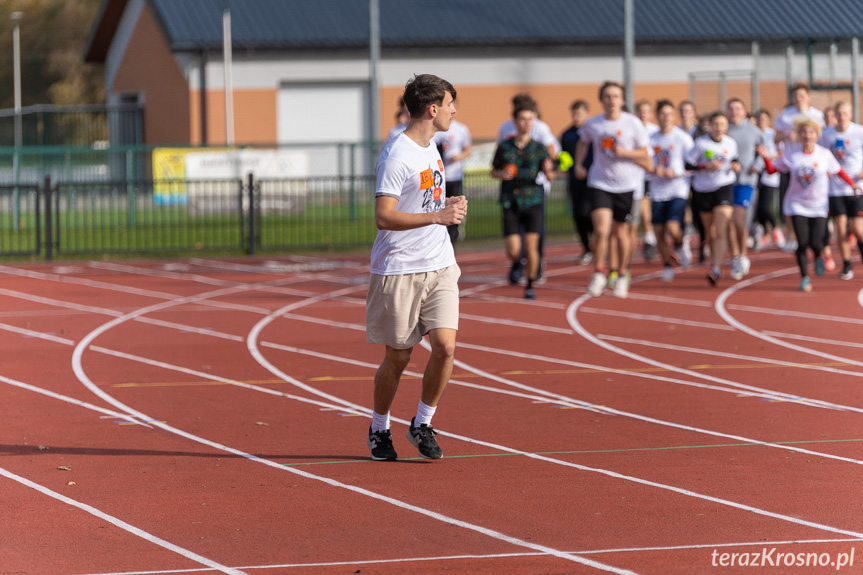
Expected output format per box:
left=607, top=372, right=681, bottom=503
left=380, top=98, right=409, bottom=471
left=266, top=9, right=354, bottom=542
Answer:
left=578, top=112, right=649, bottom=194
left=371, top=132, right=455, bottom=275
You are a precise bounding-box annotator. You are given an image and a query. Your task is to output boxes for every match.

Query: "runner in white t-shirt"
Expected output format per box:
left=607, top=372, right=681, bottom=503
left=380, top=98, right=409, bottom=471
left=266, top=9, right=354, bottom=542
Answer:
left=819, top=101, right=863, bottom=279
left=636, top=99, right=660, bottom=261
left=433, top=117, right=473, bottom=244
left=647, top=99, right=695, bottom=280
left=774, top=84, right=825, bottom=254
left=575, top=81, right=650, bottom=298
left=366, top=74, right=468, bottom=462
left=758, top=115, right=862, bottom=291
left=686, top=112, right=741, bottom=285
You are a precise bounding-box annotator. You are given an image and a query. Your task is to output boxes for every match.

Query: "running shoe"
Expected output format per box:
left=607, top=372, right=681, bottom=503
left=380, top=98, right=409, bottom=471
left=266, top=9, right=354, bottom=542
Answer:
left=679, top=240, right=693, bottom=268
left=613, top=272, right=630, bottom=298
left=643, top=241, right=657, bottom=261
left=706, top=267, right=721, bottom=286
left=607, top=270, right=619, bottom=289
left=535, top=260, right=547, bottom=285
left=730, top=256, right=743, bottom=280
left=800, top=276, right=812, bottom=292
left=661, top=266, right=675, bottom=282
left=508, top=260, right=523, bottom=285
left=367, top=427, right=398, bottom=461
left=782, top=239, right=798, bottom=253
left=839, top=267, right=855, bottom=280
left=588, top=272, right=606, bottom=297
left=740, top=255, right=751, bottom=277
left=815, top=257, right=826, bottom=277
left=580, top=252, right=594, bottom=265
left=406, top=417, right=442, bottom=460
left=524, top=287, right=536, bottom=300
left=772, top=228, right=786, bottom=249
left=752, top=224, right=764, bottom=250
left=824, top=256, right=836, bottom=272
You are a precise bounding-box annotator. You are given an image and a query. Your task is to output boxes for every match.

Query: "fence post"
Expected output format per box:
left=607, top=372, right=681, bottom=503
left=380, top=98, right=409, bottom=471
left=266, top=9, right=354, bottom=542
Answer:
left=127, top=148, right=136, bottom=227
left=44, top=175, right=52, bottom=261
left=349, top=143, right=357, bottom=221
left=247, top=172, right=256, bottom=255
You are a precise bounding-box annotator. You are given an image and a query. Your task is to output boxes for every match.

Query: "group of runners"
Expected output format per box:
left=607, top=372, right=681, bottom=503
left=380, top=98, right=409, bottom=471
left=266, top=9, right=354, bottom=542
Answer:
left=554, top=81, right=863, bottom=298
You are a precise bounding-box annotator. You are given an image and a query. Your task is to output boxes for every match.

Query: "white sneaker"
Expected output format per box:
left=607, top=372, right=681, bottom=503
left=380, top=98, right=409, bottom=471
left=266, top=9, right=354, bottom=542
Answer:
left=661, top=266, right=675, bottom=282
left=740, top=255, right=751, bottom=277
left=613, top=273, right=630, bottom=298
left=678, top=240, right=693, bottom=268
left=730, top=256, right=743, bottom=280
left=588, top=272, right=606, bottom=297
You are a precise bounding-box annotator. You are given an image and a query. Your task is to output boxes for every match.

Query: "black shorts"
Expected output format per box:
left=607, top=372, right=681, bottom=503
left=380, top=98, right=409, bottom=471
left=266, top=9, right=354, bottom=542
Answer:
left=693, top=184, right=734, bottom=213
left=590, top=188, right=635, bottom=223
left=503, top=203, right=543, bottom=236
left=829, top=195, right=863, bottom=218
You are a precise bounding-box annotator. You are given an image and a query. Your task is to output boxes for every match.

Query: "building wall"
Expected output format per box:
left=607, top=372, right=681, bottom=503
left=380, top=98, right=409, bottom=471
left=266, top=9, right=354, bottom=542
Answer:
left=111, top=2, right=190, bottom=144
left=176, top=43, right=861, bottom=145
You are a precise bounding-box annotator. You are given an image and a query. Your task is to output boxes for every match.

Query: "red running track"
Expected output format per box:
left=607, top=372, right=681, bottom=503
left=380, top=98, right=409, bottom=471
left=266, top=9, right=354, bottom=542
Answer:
left=1, top=243, right=862, bottom=574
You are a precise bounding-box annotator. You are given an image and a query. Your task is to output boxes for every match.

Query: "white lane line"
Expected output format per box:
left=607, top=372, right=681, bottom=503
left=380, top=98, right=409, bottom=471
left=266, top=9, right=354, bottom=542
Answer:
left=566, top=292, right=860, bottom=414
left=765, top=330, right=863, bottom=350
left=715, top=269, right=863, bottom=371
left=0, top=322, right=74, bottom=345
left=726, top=303, right=863, bottom=325
left=247, top=286, right=863, bottom=544
left=580, top=308, right=735, bottom=331
left=73, top=537, right=863, bottom=575
left=459, top=313, right=574, bottom=334
left=598, top=334, right=863, bottom=380
left=0, top=466, right=246, bottom=575
left=0, top=373, right=144, bottom=423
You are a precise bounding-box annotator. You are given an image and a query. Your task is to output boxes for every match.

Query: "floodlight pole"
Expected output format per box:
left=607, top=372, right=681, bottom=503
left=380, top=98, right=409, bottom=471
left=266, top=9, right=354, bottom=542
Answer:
left=222, top=1, right=234, bottom=146
left=11, top=11, right=22, bottom=232
left=623, top=0, right=634, bottom=109
left=369, top=0, right=380, bottom=143
left=11, top=11, right=22, bottom=149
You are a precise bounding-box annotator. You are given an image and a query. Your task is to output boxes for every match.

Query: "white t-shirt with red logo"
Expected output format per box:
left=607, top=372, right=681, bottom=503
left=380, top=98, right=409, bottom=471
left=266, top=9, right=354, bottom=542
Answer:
left=687, top=135, right=739, bottom=193
left=819, top=123, right=863, bottom=197
left=371, top=133, right=455, bottom=275
left=773, top=144, right=841, bottom=218
left=649, top=127, right=695, bottom=202
left=578, top=112, right=649, bottom=194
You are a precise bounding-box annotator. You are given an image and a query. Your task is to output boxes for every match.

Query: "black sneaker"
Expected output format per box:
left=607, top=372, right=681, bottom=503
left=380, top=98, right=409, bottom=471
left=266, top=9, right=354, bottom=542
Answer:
left=367, top=427, right=398, bottom=461
left=508, top=260, right=523, bottom=285
left=644, top=241, right=657, bottom=261
left=406, top=417, right=442, bottom=459
left=524, top=287, right=536, bottom=300
left=706, top=267, right=721, bottom=286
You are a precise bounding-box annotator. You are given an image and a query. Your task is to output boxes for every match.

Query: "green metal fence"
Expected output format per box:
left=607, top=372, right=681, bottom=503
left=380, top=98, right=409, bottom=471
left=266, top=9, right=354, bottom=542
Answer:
left=0, top=143, right=578, bottom=260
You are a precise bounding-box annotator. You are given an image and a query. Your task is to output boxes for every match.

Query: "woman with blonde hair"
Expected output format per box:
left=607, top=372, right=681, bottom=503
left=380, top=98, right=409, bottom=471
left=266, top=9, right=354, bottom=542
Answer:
left=757, top=116, right=863, bottom=291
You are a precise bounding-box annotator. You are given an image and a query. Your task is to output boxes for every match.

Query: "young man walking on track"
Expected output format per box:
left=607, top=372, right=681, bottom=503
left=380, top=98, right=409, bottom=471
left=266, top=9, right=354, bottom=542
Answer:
left=574, top=81, right=650, bottom=299
left=365, top=74, right=468, bottom=461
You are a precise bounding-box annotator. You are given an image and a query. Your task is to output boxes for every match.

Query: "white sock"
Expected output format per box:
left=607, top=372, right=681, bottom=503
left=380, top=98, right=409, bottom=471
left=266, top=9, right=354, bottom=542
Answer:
left=645, top=231, right=657, bottom=245
left=370, top=411, right=390, bottom=433
left=414, top=400, right=437, bottom=427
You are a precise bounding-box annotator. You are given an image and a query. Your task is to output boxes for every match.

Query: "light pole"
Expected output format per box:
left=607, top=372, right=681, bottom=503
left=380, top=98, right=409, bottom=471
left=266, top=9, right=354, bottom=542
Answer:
left=11, top=11, right=21, bottom=149
left=221, top=1, right=234, bottom=146
left=11, top=11, right=22, bottom=232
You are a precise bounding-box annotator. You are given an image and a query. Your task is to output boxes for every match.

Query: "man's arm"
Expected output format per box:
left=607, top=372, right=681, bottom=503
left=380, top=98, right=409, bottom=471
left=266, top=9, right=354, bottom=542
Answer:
left=374, top=195, right=466, bottom=231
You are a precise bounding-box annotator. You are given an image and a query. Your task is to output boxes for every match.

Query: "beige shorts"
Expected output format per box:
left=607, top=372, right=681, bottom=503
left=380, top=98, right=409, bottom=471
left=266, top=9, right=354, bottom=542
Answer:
left=366, top=264, right=460, bottom=349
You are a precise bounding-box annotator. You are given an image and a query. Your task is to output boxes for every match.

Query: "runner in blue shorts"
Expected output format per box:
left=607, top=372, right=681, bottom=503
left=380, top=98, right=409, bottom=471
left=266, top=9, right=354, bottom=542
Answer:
left=648, top=100, right=695, bottom=281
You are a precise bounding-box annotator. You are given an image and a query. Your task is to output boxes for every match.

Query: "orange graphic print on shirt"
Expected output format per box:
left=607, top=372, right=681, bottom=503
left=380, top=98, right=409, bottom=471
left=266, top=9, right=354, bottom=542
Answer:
left=420, top=168, right=433, bottom=190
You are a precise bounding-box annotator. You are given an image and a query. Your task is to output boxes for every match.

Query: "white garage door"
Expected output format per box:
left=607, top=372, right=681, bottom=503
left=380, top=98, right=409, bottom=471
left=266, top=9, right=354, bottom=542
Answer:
left=277, top=82, right=369, bottom=144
